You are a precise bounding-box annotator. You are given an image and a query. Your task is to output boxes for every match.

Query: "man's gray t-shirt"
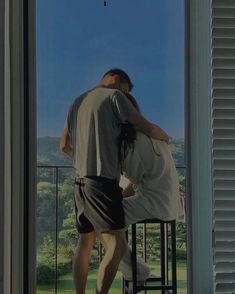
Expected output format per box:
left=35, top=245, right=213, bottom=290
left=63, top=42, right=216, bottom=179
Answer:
left=66, top=86, right=137, bottom=179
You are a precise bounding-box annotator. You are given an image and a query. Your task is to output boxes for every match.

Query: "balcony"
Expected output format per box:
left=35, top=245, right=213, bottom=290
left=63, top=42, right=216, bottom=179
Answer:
left=36, top=165, right=187, bottom=294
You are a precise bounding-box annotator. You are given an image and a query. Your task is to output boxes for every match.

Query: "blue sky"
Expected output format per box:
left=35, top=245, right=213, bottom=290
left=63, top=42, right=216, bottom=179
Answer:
left=37, top=0, right=185, bottom=138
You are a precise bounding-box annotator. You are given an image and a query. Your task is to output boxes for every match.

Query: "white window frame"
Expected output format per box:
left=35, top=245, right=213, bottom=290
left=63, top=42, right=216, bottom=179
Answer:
left=186, top=0, right=214, bottom=293
left=0, top=0, right=36, bottom=294
left=0, top=0, right=214, bottom=293
left=0, top=0, right=5, bottom=292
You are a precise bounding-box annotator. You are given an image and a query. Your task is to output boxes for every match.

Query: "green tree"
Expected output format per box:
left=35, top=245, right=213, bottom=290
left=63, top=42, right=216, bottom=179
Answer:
left=39, top=234, right=56, bottom=266
left=37, top=182, right=56, bottom=243
left=59, top=212, right=77, bottom=242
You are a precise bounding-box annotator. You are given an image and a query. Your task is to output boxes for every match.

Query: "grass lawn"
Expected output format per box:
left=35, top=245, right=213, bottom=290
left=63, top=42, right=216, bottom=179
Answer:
left=37, top=260, right=187, bottom=294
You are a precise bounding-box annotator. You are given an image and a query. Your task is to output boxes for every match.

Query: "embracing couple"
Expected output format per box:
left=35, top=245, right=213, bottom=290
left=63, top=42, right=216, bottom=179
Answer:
left=60, top=68, right=184, bottom=294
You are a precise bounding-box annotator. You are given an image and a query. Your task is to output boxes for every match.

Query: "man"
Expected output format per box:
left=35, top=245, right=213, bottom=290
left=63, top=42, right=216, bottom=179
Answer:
left=60, top=68, right=169, bottom=294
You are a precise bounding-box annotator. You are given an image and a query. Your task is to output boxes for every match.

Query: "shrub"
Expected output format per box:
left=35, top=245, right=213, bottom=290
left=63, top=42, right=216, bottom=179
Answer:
left=37, top=264, right=55, bottom=285
left=57, top=260, right=72, bottom=276
left=37, top=260, right=72, bottom=285
left=176, top=248, right=187, bottom=260
left=58, top=243, right=75, bottom=260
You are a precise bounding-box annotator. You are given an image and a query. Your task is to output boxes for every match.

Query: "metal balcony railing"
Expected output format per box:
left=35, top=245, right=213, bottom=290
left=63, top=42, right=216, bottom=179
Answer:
left=36, top=165, right=186, bottom=293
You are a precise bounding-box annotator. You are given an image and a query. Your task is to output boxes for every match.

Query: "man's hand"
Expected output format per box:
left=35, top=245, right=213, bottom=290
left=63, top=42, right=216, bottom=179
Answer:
left=60, top=128, right=73, bottom=159
left=149, top=124, right=170, bottom=144
left=128, top=113, right=170, bottom=143
left=122, top=182, right=135, bottom=197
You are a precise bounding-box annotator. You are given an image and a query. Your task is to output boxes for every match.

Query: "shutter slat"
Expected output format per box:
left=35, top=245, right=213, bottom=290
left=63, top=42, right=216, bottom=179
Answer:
left=215, top=241, right=235, bottom=251
left=213, top=88, right=235, bottom=98
left=213, top=150, right=235, bottom=160
left=215, top=262, right=235, bottom=272
left=214, top=220, right=235, bottom=229
left=213, top=159, right=235, bottom=167
left=213, top=58, right=235, bottom=69
left=214, top=170, right=235, bottom=179
left=213, top=129, right=235, bottom=139
left=213, top=38, right=235, bottom=48
left=213, top=109, right=235, bottom=117
left=215, top=252, right=235, bottom=262
left=213, top=99, right=235, bottom=109
left=215, top=272, right=235, bottom=283
left=213, top=119, right=235, bottom=129
left=214, top=180, right=235, bottom=190
left=213, top=8, right=235, bottom=18
left=213, top=0, right=235, bottom=8
left=213, top=18, right=235, bottom=29
left=214, top=190, right=235, bottom=200
left=216, top=283, right=235, bottom=292
left=213, top=28, right=235, bottom=39
left=215, top=201, right=235, bottom=211
left=213, top=139, right=235, bottom=148
left=213, top=69, right=235, bottom=78
left=214, top=211, right=235, bottom=221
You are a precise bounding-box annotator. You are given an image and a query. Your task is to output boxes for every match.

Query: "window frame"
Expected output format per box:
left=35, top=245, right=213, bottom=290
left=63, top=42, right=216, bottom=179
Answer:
left=0, top=0, right=5, bottom=292
left=0, top=0, right=215, bottom=293
left=186, top=0, right=214, bottom=293
left=0, top=0, right=36, bottom=294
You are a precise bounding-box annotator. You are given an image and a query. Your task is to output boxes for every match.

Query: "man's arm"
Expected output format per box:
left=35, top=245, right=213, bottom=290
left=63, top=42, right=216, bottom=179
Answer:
left=128, top=113, right=170, bottom=143
left=112, top=91, right=170, bottom=142
left=60, top=128, right=73, bottom=159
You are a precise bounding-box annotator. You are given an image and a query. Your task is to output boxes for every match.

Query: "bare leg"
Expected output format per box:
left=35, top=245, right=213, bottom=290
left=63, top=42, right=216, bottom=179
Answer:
left=96, top=229, right=127, bottom=294
left=73, top=231, right=96, bottom=294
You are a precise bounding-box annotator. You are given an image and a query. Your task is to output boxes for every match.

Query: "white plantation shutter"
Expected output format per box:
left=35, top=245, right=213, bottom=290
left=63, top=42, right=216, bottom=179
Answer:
left=212, top=0, right=235, bottom=292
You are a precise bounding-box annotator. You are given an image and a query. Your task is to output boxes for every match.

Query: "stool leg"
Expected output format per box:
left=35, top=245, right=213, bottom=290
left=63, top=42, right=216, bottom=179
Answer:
left=122, top=229, right=129, bottom=294
left=122, top=278, right=129, bottom=294
left=132, top=224, right=137, bottom=294
left=171, top=221, right=177, bottom=294
left=99, top=241, right=103, bottom=263
left=165, top=223, right=169, bottom=285
left=160, top=223, right=166, bottom=294
left=143, top=223, right=147, bottom=294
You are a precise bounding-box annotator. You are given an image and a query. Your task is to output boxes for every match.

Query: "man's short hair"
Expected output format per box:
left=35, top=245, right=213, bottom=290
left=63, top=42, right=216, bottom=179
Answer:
left=103, top=68, right=133, bottom=91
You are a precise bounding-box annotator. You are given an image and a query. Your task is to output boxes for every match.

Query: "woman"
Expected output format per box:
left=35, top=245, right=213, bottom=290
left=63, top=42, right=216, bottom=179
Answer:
left=118, top=94, right=184, bottom=285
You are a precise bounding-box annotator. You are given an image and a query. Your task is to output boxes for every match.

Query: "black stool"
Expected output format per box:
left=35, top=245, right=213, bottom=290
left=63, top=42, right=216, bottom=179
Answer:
left=122, top=219, right=177, bottom=294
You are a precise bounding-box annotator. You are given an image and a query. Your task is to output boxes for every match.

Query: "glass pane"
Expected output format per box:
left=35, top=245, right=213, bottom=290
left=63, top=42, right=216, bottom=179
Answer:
left=36, top=0, right=186, bottom=293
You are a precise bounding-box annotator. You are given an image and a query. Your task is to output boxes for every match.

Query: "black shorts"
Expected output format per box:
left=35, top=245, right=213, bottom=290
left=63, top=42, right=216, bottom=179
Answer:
left=74, top=176, right=125, bottom=234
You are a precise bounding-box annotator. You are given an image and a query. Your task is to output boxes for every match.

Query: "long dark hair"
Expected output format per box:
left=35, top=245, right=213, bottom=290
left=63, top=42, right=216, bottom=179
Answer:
left=118, top=93, right=140, bottom=170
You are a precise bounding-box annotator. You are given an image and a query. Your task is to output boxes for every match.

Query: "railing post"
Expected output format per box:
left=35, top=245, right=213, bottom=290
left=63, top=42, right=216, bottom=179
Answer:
left=143, top=223, right=147, bottom=294
left=54, top=167, right=59, bottom=294
left=160, top=222, right=166, bottom=294
left=164, top=223, right=169, bottom=285
left=171, top=221, right=177, bottom=294
left=131, top=224, right=137, bottom=294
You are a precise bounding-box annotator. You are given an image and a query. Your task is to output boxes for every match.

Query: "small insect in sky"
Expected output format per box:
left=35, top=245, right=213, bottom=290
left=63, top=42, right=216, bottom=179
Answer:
left=104, top=1, right=107, bottom=6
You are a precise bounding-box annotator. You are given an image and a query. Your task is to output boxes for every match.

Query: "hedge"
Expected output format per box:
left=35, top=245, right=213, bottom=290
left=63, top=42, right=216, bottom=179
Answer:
left=37, top=260, right=72, bottom=285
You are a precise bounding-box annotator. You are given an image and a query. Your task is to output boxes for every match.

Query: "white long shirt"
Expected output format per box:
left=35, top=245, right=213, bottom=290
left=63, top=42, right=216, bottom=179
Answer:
left=122, top=132, right=184, bottom=224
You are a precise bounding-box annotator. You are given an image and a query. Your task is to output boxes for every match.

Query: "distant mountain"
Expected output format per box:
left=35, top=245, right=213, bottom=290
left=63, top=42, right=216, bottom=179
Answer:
left=37, top=137, right=72, bottom=166
left=169, top=138, right=185, bottom=167
left=37, top=137, right=185, bottom=167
